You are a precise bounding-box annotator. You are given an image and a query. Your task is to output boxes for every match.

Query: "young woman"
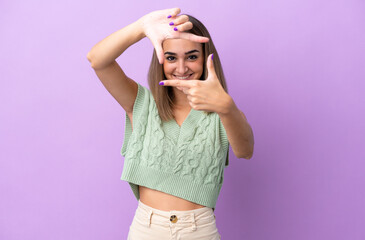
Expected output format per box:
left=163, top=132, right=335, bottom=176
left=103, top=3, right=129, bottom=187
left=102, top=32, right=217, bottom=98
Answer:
left=87, top=7, right=254, bottom=240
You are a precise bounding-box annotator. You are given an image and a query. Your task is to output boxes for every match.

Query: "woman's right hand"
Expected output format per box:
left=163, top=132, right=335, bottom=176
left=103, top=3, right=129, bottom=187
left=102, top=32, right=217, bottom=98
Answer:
left=138, top=8, right=209, bottom=64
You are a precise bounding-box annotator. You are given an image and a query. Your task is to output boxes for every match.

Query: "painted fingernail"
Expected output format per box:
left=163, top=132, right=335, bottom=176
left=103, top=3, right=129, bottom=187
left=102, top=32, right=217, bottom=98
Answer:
left=211, top=54, right=214, bottom=60
left=169, top=22, right=174, bottom=26
left=159, top=81, right=164, bottom=85
left=167, top=15, right=172, bottom=18
left=174, top=27, right=178, bottom=31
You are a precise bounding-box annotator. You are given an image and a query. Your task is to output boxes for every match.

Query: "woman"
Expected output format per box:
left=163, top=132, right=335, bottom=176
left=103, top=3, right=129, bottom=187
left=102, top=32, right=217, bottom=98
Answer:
left=87, top=7, right=254, bottom=240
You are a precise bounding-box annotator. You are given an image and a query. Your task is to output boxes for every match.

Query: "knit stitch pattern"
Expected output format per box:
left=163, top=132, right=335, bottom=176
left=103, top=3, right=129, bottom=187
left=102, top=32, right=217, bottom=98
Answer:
left=120, top=82, right=229, bottom=208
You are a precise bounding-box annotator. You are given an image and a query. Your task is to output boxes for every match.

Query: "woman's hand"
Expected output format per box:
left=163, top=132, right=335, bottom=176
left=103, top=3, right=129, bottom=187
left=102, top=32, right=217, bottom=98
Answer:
left=138, top=8, right=210, bottom=64
left=159, top=54, right=232, bottom=115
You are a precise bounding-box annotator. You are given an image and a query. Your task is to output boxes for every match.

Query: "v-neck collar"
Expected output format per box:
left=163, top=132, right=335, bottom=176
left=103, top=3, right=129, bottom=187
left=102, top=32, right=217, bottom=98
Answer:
left=162, top=108, right=203, bottom=145
left=172, top=107, right=194, bottom=128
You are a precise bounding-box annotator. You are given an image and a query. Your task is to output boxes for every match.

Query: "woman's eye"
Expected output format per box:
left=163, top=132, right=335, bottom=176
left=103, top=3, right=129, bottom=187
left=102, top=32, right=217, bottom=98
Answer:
left=166, top=56, right=176, bottom=61
left=166, top=55, right=198, bottom=61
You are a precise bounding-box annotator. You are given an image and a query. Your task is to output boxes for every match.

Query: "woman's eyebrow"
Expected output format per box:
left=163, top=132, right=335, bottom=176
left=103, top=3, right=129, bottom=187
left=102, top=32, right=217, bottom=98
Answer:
left=164, top=49, right=200, bottom=55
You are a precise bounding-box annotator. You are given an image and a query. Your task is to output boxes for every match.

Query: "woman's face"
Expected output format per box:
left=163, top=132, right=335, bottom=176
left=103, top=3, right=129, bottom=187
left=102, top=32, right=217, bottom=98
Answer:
left=162, top=39, right=204, bottom=81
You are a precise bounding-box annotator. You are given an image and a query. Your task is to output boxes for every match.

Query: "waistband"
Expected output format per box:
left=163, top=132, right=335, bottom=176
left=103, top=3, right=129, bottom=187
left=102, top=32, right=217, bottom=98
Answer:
left=136, top=200, right=216, bottom=230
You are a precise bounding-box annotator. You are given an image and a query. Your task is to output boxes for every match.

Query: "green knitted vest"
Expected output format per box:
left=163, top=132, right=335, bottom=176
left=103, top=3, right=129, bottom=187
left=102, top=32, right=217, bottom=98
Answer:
left=120, top=82, right=229, bottom=209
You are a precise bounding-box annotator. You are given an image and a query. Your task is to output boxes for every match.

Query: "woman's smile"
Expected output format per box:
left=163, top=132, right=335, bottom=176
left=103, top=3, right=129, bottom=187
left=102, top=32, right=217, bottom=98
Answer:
left=173, top=73, right=193, bottom=80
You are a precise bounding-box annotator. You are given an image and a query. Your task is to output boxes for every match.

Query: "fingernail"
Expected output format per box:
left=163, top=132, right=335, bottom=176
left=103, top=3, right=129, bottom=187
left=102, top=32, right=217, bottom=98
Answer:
left=159, top=81, right=164, bottom=85
left=167, top=15, right=172, bottom=18
left=211, top=54, right=214, bottom=60
left=174, top=27, right=178, bottom=31
left=169, top=22, right=174, bottom=26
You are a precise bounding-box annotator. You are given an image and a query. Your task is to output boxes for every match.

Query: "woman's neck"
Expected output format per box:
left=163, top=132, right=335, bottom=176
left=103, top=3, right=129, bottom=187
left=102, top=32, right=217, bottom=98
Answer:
left=172, top=87, right=190, bottom=109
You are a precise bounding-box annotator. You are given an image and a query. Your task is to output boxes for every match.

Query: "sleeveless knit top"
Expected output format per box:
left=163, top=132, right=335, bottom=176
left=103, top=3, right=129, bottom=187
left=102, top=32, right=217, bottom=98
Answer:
left=120, top=82, right=230, bottom=209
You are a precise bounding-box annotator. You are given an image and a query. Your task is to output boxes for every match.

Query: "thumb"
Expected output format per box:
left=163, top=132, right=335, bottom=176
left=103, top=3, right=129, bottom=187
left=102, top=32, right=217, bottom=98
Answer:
left=206, top=53, right=216, bottom=79
left=153, top=41, right=164, bottom=64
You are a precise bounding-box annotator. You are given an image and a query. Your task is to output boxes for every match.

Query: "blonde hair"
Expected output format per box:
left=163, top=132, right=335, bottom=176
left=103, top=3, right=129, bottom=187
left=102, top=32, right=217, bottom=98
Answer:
left=148, top=14, right=228, bottom=122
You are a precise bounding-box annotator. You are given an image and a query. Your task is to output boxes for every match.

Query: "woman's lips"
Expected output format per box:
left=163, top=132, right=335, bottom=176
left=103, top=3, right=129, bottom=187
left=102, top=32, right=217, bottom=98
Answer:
left=173, top=73, right=193, bottom=80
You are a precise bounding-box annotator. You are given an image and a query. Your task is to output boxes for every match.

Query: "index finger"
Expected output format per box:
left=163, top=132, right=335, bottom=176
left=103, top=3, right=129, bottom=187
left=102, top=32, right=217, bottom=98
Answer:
left=159, top=79, right=196, bottom=87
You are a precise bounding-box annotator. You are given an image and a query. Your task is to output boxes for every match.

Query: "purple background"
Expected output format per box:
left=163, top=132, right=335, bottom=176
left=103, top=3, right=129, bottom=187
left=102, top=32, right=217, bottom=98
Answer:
left=1, top=0, right=364, bottom=239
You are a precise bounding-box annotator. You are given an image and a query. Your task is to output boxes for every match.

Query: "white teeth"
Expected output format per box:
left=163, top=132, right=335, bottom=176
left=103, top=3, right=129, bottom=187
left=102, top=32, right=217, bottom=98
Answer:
left=174, top=74, right=191, bottom=80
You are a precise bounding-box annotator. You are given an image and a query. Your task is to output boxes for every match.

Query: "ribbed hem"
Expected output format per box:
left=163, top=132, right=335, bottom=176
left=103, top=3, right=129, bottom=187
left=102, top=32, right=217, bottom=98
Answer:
left=120, top=161, right=223, bottom=209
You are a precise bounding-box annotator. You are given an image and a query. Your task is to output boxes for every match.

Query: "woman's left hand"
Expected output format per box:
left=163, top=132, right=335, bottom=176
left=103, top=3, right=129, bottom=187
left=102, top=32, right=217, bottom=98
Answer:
left=159, top=54, right=231, bottom=114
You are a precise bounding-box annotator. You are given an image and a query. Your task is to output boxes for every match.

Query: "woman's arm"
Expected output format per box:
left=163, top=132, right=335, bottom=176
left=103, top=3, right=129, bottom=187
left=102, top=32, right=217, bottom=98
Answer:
left=86, top=19, right=145, bottom=114
left=218, top=98, right=255, bottom=159
left=87, top=20, right=145, bottom=69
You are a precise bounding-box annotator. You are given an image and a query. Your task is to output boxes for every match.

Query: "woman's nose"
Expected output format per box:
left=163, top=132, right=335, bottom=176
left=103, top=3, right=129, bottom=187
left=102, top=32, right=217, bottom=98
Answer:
left=176, top=60, right=188, bottom=74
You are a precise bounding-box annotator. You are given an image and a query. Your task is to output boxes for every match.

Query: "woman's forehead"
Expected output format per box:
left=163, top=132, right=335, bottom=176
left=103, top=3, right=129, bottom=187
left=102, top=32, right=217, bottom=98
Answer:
left=162, top=39, right=202, bottom=52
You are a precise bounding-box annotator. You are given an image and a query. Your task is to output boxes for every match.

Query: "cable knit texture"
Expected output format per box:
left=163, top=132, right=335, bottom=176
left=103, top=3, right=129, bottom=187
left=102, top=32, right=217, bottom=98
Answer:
left=120, top=82, right=229, bottom=209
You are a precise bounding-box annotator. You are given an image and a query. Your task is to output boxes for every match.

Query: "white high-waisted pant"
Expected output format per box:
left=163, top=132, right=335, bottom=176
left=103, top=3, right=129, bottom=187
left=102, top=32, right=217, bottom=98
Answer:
left=127, top=200, right=221, bottom=240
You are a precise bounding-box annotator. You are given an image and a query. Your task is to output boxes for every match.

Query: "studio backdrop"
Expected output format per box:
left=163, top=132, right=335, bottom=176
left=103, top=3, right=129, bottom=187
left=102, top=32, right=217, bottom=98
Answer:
left=1, top=0, right=364, bottom=239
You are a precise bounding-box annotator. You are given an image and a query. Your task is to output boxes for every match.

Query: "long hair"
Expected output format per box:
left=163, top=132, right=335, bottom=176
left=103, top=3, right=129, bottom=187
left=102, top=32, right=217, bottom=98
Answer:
left=148, top=14, right=228, bottom=122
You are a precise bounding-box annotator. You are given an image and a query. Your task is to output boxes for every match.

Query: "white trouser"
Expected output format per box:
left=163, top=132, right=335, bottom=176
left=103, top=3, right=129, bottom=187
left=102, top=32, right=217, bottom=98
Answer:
left=127, top=200, right=221, bottom=240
